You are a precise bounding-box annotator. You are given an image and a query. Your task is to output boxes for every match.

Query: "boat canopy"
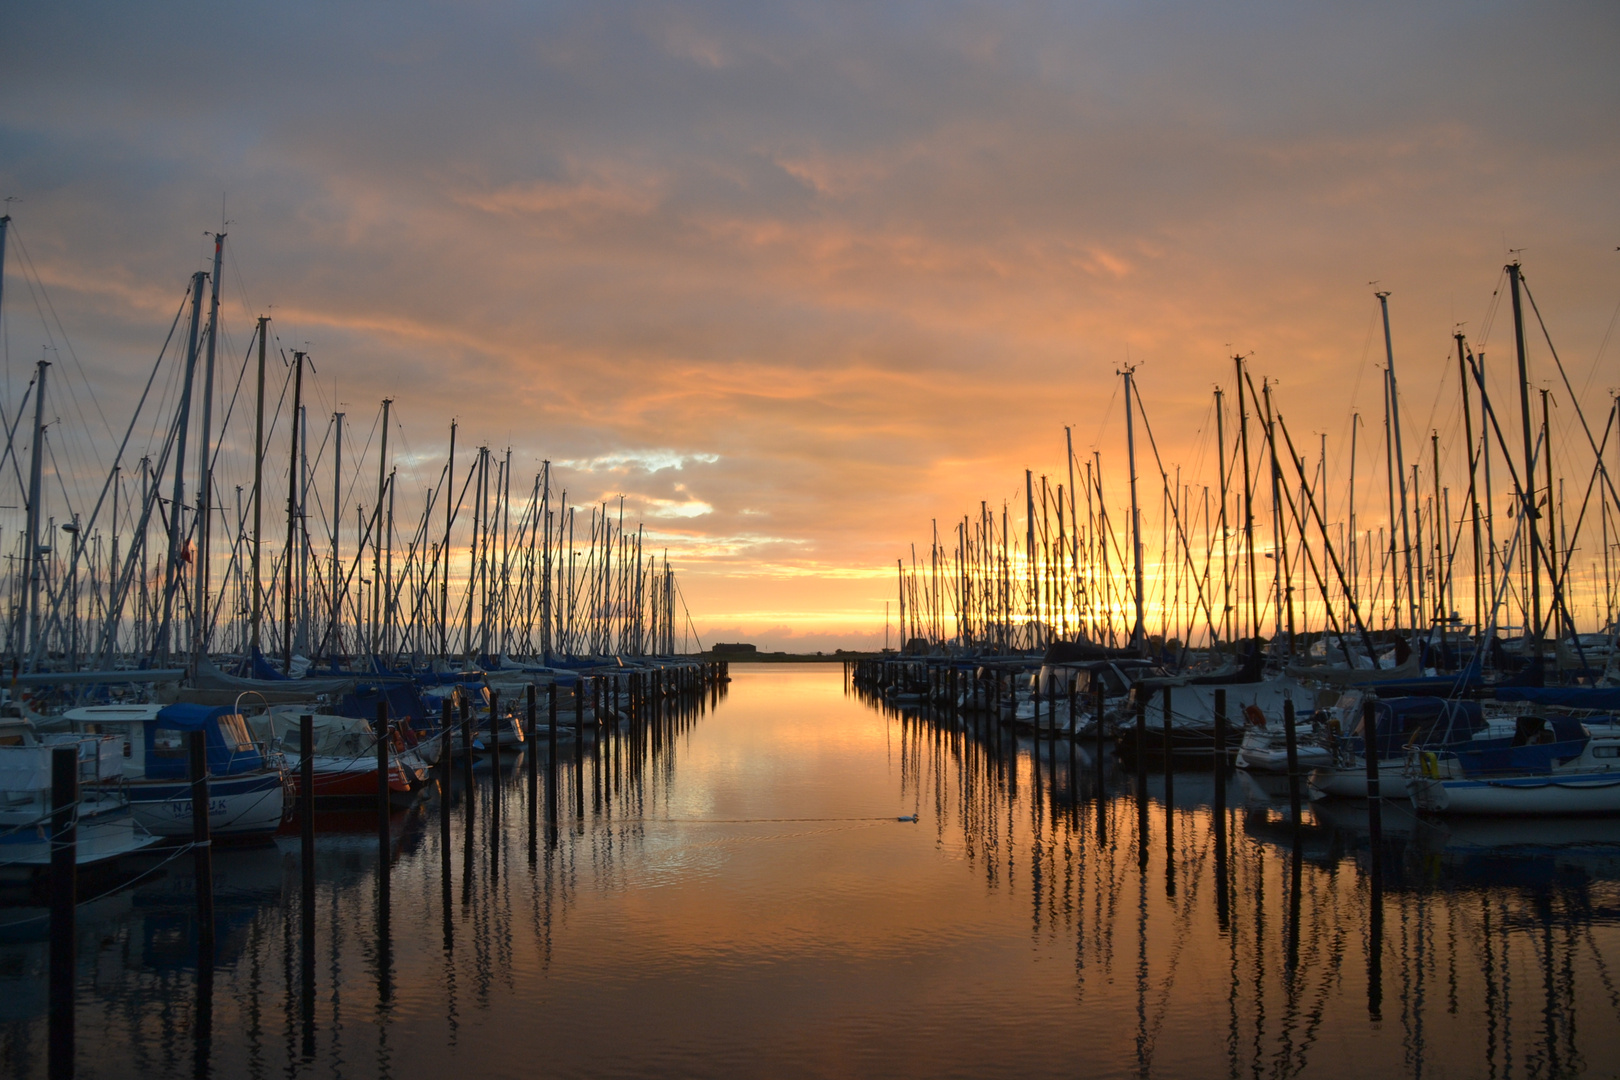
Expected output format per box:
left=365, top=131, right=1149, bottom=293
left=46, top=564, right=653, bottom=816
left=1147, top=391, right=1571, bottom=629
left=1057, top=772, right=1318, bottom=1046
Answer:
left=144, top=704, right=265, bottom=779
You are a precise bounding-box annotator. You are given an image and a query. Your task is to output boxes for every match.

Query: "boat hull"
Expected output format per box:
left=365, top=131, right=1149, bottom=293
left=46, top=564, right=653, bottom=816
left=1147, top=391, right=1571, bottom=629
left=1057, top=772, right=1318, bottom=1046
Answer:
left=114, top=772, right=287, bottom=839
left=1409, top=772, right=1620, bottom=815
left=284, top=755, right=418, bottom=806
left=1307, top=757, right=1409, bottom=799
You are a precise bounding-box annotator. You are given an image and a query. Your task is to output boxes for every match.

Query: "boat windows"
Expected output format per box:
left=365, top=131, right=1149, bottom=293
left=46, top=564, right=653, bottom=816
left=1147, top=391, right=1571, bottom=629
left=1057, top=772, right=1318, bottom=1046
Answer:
left=1593, top=745, right=1619, bottom=759
left=0, top=733, right=24, bottom=747
left=151, top=728, right=186, bottom=758
left=216, top=713, right=256, bottom=754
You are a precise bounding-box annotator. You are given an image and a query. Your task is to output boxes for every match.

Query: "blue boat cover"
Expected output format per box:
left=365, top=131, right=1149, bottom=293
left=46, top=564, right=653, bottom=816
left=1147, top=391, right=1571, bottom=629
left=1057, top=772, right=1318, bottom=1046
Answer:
left=148, top=704, right=267, bottom=778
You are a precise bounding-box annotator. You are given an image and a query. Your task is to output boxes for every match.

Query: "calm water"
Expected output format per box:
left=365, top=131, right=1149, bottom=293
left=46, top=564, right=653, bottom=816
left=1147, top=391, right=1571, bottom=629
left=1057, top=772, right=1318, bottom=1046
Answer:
left=5, top=664, right=1620, bottom=1078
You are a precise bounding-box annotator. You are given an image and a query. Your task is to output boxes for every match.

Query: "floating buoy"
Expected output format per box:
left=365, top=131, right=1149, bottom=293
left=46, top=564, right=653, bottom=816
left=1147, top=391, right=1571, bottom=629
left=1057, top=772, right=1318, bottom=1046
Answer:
left=898, top=814, right=919, bottom=823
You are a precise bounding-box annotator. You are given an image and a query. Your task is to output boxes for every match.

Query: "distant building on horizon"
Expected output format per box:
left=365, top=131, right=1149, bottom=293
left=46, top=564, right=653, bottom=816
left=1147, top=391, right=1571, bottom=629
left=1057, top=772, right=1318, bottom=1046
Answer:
left=712, top=642, right=758, bottom=655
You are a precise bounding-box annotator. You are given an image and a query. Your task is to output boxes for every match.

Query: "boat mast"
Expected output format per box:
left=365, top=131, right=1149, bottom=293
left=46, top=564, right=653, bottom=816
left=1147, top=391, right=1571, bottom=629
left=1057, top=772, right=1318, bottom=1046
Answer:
left=1123, top=365, right=1146, bottom=651
left=1235, top=356, right=1258, bottom=646
left=1456, top=333, right=1483, bottom=642
left=158, top=272, right=206, bottom=663
left=191, top=233, right=224, bottom=674
left=441, top=420, right=455, bottom=661
left=1348, top=412, right=1360, bottom=648
left=1262, top=378, right=1292, bottom=648
left=330, top=409, right=343, bottom=658
left=1214, top=387, right=1231, bottom=651
left=1024, top=469, right=1036, bottom=649
left=371, top=398, right=391, bottom=659
left=283, top=351, right=304, bottom=675
left=249, top=316, right=268, bottom=661
left=22, top=358, right=48, bottom=670
left=1508, top=263, right=1544, bottom=659
left=1377, top=291, right=1418, bottom=640
left=1474, top=352, right=1499, bottom=636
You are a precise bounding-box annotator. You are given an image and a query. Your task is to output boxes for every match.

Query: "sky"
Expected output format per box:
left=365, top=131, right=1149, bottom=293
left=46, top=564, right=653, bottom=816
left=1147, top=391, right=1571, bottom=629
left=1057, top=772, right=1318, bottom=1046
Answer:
left=2, top=2, right=1618, bottom=652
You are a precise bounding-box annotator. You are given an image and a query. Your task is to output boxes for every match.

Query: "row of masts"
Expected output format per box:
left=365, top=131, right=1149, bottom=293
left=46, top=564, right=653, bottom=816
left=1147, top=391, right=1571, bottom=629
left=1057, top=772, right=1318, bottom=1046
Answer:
left=897, top=265, right=1619, bottom=667
left=0, top=226, right=692, bottom=674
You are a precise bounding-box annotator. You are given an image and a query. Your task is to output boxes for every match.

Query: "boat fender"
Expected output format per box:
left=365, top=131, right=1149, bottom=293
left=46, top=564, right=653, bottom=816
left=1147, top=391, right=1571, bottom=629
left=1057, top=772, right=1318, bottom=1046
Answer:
left=898, top=814, right=919, bottom=823
left=1420, top=752, right=1440, bottom=779
left=1243, top=704, right=1267, bottom=727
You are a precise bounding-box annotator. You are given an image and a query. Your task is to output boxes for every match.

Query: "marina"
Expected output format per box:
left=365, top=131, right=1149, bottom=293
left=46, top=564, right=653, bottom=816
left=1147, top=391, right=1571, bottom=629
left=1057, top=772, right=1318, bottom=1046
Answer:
left=3, top=5, right=1619, bottom=1075
left=5, top=665, right=1619, bottom=1078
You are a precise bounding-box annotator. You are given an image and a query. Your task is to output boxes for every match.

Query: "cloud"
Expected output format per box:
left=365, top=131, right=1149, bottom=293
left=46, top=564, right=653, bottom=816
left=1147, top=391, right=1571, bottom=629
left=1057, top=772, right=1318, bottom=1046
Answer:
left=557, top=450, right=721, bottom=474
left=1, top=1, right=1616, bottom=648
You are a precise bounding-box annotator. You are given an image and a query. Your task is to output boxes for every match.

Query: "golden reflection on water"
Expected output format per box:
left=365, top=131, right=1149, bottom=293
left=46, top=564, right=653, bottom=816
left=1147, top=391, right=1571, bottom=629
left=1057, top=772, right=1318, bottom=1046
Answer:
left=3, top=663, right=1618, bottom=1078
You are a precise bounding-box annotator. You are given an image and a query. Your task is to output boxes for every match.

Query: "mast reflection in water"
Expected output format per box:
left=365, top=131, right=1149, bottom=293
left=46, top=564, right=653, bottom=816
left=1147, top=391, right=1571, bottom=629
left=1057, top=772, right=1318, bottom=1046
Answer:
left=2, top=665, right=1617, bottom=1078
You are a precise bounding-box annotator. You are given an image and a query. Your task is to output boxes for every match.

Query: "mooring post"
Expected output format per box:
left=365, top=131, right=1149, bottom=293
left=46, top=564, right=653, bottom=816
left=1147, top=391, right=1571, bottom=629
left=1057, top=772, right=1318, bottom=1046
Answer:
left=1362, top=697, right=1382, bottom=837
left=1283, top=697, right=1302, bottom=822
left=1134, top=696, right=1147, bottom=790
left=1161, top=685, right=1174, bottom=807
left=459, top=692, right=475, bottom=809
left=299, top=712, right=316, bottom=1048
left=548, top=682, right=558, bottom=760
left=574, top=677, right=586, bottom=820
left=1213, top=688, right=1230, bottom=931
left=527, top=683, right=539, bottom=793
left=188, top=730, right=215, bottom=959
left=49, top=746, right=76, bottom=1080
left=1094, top=683, right=1106, bottom=785
left=546, top=682, right=559, bottom=847
left=1135, top=697, right=1148, bottom=870
left=1213, top=686, right=1228, bottom=811
left=488, top=689, right=502, bottom=821
left=375, top=701, right=391, bottom=875
left=438, top=699, right=452, bottom=910
left=373, top=703, right=393, bottom=1004
left=1365, top=689, right=1384, bottom=1018
left=1094, top=684, right=1108, bottom=844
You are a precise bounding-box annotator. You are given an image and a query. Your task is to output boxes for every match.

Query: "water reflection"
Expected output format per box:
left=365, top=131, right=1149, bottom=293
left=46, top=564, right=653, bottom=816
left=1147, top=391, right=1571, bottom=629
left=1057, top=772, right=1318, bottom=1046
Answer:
left=2, top=666, right=1617, bottom=1078
left=855, top=676, right=1620, bottom=1078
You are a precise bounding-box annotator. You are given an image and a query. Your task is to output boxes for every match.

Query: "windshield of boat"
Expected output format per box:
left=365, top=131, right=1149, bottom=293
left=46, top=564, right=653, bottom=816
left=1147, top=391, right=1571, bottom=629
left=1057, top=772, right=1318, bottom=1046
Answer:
left=217, top=713, right=256, bottom=754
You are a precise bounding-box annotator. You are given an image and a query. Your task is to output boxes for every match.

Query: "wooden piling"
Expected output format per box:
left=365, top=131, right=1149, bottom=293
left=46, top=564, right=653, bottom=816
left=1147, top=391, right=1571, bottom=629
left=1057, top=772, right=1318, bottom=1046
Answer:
left=49, top=746, right=76, bottom=1080
left=299, top=712, right=316, bottom=1048
left=1134, top=697, right=1147, bottom=788
left=375, top=702, right=391, bottom=836
left=1282, top=697, right=1301, bottom=822
left=373, top=703, right=393, bottom=1003
left=488, top=689, right=502, bottom=819
left=1135, top=698, right=1148, bottom=869
left=1362, top=697, right=1382, bottom=838
left=1213, top=691, right=1230, bottom=931
left=459, top=692, right=475, bottom=808
left=1213, top=685, right=1227, bottom=872
left=547, top=682, right=558, bottom=760
left=1094, top=684, right=1107, bottom=844
left=188, top=730, right=215, bottom=959
left=526, top=684, right=539, bottom=791
left=1161, top=685, right=1174, bottom=807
